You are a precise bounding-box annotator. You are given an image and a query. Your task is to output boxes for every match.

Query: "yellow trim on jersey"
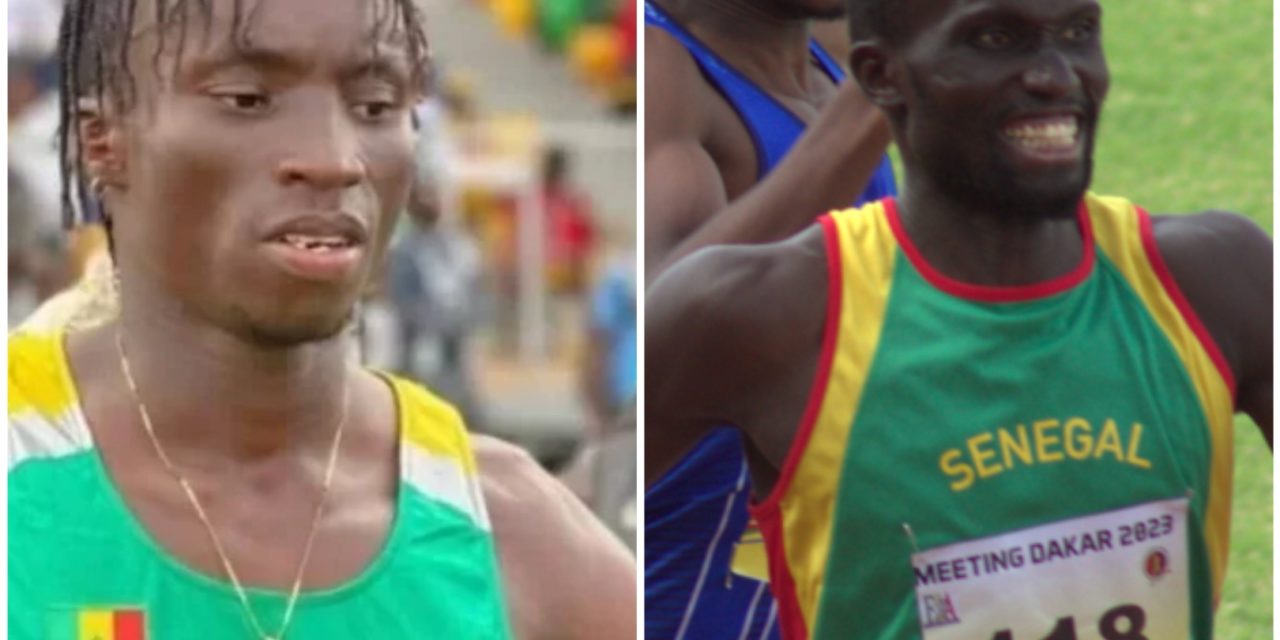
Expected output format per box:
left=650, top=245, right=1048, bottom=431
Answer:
left=391, top=375, right=479, bottom=477
left=785, top=202, right=899, bottom=631
left=1086, top=193, right=1235, bottom=604
left=9, top=328, right=80, bottom=419
left=10, top=328, right=481, bottom=492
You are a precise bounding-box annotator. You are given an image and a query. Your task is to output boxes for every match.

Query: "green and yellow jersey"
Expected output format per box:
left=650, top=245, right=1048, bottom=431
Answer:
left=752, top=194, right=1233, bottom=639
left=9, top=328, right=512, bottom=639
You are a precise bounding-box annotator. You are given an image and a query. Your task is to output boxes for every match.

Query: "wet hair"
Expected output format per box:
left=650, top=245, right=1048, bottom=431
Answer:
left=55, top=0, right=430, bottom=229
left=845, top=0, right=903, bottom=44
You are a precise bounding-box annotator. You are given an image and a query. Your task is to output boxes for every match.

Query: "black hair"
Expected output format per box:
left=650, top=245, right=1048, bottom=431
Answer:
left=55, top=0, right=431, bottom=230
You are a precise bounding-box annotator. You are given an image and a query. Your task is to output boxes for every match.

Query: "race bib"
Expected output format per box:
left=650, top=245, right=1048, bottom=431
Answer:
left=912, top=497, right=1190, bottom=640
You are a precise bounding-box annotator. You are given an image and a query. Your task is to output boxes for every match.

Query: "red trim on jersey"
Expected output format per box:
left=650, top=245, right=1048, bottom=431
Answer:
left=884, top=197, right=1096, bottom=302
left=1136, top=208, right=1238, bottom=399
left=747, top=214, right=842, bottom=640
left=753, top=214, right=843, bottom=513
left=756, top=504, right=809, bottom=640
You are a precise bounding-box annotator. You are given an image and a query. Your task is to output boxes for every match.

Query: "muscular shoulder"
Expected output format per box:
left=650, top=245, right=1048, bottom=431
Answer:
left=1150, top=210, right=1269, bottom=255
left=650, top=224, right=828, bottom=344
left=475, top=436, right=636, bottom=640
left=647, top=226, right=829, bottom=417
left=1149, top=211, right=1272, bottom=387
left=476, top=435, right=593, bottom=535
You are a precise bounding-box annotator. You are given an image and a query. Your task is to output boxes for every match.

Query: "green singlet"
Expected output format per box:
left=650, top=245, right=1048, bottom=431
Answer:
left=749, top=194, right=1235, bottom=640
left=9, top=327, right=512, bottom=640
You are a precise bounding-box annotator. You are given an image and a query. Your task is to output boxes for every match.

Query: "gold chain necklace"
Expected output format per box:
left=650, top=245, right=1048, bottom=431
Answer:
left=115, top=329, right=350, bottom=640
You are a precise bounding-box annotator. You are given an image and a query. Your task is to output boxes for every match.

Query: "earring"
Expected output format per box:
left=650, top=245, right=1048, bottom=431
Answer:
left=90, top=177, right=106, bottom=197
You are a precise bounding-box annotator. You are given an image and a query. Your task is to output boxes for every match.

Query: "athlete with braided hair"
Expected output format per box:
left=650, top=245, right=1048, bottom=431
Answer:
left=9, top=1, right=635, bottom=638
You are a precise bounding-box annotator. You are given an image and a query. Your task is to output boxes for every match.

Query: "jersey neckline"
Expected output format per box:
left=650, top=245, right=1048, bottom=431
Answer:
left=50, top=327, right=412, bottom=607
left=883, top=197, right=1097, bottom=303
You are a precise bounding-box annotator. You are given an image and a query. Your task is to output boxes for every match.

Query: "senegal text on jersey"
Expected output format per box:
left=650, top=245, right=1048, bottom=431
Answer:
left=940, top=417, right=1153, bottom=491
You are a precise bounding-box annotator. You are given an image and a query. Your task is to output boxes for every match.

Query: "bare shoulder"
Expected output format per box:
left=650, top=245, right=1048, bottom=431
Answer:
left=1148, top=211, right=1271, bottom=315
left=474, top=433, right=549, bottom=505
left=1149, top=211, right=1272, bottom=389
left=475, top=435, right=620, bottom=549
left=645, top=225, right=830, bottom=480
left=648, top=224, right=829, bottom=367
left=475, top=434, right=591, bottom=528
left=1150, top=210, right=1271, bottom=262
left=474, top=435, right=636, bottom=640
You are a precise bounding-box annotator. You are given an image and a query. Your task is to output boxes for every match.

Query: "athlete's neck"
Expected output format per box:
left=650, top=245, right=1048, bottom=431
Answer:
left=896, top=178, right=1086, bottom=288
left=109, top=285, right=352, bottom=463
left=658, top=0, right=817, bottom=97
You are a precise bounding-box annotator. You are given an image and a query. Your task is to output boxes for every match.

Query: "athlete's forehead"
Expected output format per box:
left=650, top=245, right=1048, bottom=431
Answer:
left=126, top=0, right=424, bottom=83
left=941, top=0, right=1100, bottom=26
left=897, top=0, right=1102, bottom=42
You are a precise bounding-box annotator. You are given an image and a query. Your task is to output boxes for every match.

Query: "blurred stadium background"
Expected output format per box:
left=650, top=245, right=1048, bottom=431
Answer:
left=1093, top=2, right=1270, bottom=635
left=8, top=0, right=637, bottom=547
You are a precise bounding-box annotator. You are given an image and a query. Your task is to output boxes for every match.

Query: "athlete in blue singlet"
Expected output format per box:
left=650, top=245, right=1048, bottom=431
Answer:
left=644, top=1, right=897, bottom=637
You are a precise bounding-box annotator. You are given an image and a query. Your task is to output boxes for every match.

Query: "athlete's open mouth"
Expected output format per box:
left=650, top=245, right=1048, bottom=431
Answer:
left=273, top=233, right=357, bottom=252
left=1001, top=115, right=1080, bottom=152
left=262, top=213, right=368, bottom=249
left=260, top=214, right=369, bottom=282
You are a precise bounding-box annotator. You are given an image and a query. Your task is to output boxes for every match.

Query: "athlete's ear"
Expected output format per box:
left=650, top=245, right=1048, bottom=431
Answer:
left=78, top=97, right=129, bottom=193
left=849, top=42, right=904, bottom=109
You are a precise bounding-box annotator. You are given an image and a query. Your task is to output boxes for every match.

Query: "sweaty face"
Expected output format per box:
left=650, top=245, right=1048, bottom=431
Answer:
left=110, top=0, right=420, bottom=346
left=893, top=0, right=1109, bottom=218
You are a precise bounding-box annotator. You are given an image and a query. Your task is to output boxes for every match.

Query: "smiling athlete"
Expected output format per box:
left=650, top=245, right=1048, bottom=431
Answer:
left=647, top=0, right=1272, bottom=638
left=8, top=1, right=634, bottom=639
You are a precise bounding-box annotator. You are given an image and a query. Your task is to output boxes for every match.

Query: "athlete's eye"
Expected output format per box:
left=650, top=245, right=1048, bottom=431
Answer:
left=215, top=91, right=272, bottom=113
left=974, top=28, right=1017, bottom=50
left=354, top=101, right=398, bottom=121
left=1060, top=19, right=1098, bottom=43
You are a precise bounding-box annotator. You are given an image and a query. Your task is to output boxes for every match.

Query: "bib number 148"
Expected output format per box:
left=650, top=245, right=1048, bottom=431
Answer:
left=992, top=604, right=1147, bottom=640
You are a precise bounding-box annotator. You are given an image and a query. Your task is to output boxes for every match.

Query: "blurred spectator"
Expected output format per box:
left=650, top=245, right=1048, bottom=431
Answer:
left=10, top=168, right=41, bottom=326
left=387, top=103, right=488, bottom=429
left=542, top=146, right=597, bottom=296
left=10, top=57, right=63, bottom=235
left=562, top=252, right=636, bottom=543
left=387, top=208, right=487, bottom=430
left=582, top=254, right=636, bottom=436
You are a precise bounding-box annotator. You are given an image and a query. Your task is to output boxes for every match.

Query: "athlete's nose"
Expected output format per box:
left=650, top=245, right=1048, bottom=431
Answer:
left=275, top=112, right=366, bottom=190
left=1022, top=48, right=1081, bottom=99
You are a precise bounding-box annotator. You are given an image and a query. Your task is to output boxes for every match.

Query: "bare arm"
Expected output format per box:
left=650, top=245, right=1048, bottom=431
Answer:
left=645, top=229, right=829, bottom=484
left=1153, top=212, right=1273, bottom=447
left=645, top=29, right=892, bottom=279
left=478, top=436, right=636, bottom=640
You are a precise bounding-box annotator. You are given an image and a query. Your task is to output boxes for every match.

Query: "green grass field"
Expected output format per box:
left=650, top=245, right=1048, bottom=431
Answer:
left=1093, top=2, right=1272, bottom=636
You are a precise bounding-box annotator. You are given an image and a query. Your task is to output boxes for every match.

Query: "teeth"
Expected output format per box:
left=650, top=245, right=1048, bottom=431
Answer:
left=280, top=234, right=350, bottom=251
left=1004, top=118, right=1078, bottom=149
